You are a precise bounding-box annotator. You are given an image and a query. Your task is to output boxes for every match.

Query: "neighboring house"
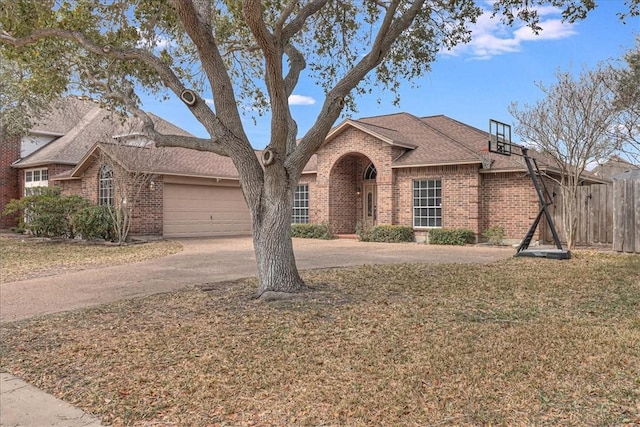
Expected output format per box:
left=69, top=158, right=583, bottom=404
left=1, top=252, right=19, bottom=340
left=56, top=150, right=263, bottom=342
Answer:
left=592, top=155, right=639, bottom=180
left=2, top=98, right=607, bottom=241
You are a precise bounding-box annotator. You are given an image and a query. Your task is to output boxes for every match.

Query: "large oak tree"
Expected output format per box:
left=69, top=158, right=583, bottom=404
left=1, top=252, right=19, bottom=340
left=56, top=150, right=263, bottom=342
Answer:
left=1, top=0, right=636, bottom=295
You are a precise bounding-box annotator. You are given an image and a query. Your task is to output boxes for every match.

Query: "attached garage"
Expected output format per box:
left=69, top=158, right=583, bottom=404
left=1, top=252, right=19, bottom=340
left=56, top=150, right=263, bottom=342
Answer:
left=163, top=178, right=252, bottom=238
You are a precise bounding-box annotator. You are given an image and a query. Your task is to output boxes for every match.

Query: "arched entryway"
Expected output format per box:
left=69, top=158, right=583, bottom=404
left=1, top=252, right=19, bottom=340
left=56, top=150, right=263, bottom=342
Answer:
left=328, top=153, right=377, bottom=234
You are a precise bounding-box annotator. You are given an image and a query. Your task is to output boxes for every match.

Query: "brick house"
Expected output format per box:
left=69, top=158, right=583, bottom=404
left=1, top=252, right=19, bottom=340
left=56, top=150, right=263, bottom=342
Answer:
left=2, top=98, right=606, bottom=241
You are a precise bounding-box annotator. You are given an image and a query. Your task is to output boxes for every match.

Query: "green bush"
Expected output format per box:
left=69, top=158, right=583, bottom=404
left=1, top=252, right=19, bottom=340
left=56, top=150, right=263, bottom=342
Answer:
left=370, top=225, right=414, bottom=243
left=291, top=223, right=334, bottom=239
left=73, top=205, right=115, bottom=240
left=355, top=221, right=373, bottom=242
left=428, top=228, right=476, bottom=245
left=2, top=188, right=89, bottom=238
left=356, top=223, right=414, bottom=242
left=482, top=225, right=505, bottom=245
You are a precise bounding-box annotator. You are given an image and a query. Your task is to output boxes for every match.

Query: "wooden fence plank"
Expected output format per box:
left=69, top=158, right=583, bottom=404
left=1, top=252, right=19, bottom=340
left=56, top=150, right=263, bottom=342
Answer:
left=613, top=180, right=626, bottom=252
left=625, top=179, right=636, bottom=253
left=589, top=185, right=599, bottom=243
left=635, top=181, right=640, bottom=253
left=580, top=187, right=589, bottom=244
left=606, top=184, right=614, bottom=244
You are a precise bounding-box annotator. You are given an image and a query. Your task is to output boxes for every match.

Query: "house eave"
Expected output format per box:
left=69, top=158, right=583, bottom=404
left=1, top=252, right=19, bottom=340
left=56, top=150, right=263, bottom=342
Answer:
left=392, top=160, right=481, bottom=169
left=325, top=120, right=418, bottom=150
left=12, top=160, right=76, bottom=169
left=160, top=172, right=240, bottom=181
left=28, top=130, right=65, bottom=137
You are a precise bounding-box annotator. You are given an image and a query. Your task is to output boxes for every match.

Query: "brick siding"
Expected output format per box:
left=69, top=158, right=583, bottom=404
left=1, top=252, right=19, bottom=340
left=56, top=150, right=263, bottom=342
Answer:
left=394, top=164, right=481, bottom=237
left=56, top=157, right=163, bottom=237
left=480, top=172, right=541, bottom=241
left=0, top=134, right=20, bottom=228
left=309, top=126, right=541, bottom=243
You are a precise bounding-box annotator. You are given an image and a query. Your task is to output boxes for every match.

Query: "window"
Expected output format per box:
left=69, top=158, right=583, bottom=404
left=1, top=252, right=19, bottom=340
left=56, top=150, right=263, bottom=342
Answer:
left=292, top=184, right=309, bottom=224
left=413, top=179, right=442, bottom=227
left=24, top=168, right=49, bottom=196
left=364, top=163, right=377, bottom=180
left=99, top=165, right=114, bottom=206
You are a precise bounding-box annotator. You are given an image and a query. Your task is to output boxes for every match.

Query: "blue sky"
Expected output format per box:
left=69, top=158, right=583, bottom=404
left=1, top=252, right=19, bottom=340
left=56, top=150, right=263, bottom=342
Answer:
left=141, top=0, right=639, bottom=148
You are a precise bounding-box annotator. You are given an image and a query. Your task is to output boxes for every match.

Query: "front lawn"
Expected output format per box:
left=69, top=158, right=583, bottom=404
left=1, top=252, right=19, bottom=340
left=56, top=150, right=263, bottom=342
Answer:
left=1, top=251, right=639, bottom=426
left=0, top=236, right=182, bottom=283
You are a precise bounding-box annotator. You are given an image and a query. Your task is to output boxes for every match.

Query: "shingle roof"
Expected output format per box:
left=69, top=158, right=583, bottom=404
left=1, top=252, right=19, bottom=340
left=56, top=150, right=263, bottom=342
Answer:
left=15, top=98, right=196, bottom=168
left=356, top=113, right=481, bottom=166
left=97, top=143, right=241, bottom=179
left=417, top=114, right=523, bottom=170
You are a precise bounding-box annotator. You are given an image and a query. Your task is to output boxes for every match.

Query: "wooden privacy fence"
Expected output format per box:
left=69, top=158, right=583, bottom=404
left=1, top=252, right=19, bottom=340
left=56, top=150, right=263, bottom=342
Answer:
left=613, top=170, right=640, bottom=254
left=545, top=184, right=614, bottom=247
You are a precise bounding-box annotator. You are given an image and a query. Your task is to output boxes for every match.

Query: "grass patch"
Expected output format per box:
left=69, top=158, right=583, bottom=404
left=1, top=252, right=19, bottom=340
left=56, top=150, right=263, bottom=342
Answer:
left=1, top=251, right=639, bottom=426
left=0, top=236, right=182, bottom=283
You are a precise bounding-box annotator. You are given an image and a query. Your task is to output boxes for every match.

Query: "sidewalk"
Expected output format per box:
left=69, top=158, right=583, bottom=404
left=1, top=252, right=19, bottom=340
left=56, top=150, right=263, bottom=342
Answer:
left=1, top=237, right=512, bottom=426
left=0, top=373, right=104, bottom=426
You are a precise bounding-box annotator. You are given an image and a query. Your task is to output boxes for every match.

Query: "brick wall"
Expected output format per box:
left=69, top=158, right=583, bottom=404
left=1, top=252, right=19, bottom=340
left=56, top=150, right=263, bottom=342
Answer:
left=56, top=156, right=163, bottom=237
left=129, top=175, right=163, bottom=235
left=328, top=154, right=360, bottom=233
left=315, top=127, right=397, bottom=233
left=394, top=164, right=481, bottom=238
left=480, top=172, right=540, bottom=241
left=0, top=134, right=20, bottom=228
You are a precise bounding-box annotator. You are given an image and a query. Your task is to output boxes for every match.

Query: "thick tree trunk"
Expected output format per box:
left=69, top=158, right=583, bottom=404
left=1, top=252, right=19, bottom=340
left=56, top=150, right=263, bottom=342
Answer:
left=252, top=189, right=305, bottom=296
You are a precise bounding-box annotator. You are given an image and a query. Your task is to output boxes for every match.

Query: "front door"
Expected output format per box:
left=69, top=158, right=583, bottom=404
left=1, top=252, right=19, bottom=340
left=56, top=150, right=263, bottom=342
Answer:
left=363, top=183, right=377, bottom=225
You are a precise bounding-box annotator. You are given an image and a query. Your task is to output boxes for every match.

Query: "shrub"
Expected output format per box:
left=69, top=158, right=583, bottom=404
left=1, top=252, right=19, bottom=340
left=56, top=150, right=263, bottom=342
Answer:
left=2, top=188, right=89, bottom=238
left=482, top=225, right=505, bottom=245
left=356, top=223, right=414, bottom=242
left=428, top=228, right=475, bottom=245
left=291, top=223, right=334, bottom=239
left=370, top=225, right=414, bottom=243
left=73, top=205, right=115, bottom=241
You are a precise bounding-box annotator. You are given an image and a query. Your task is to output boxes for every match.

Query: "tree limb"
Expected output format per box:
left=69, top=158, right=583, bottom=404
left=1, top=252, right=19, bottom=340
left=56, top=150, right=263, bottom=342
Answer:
left=288, top=0, right=423, bottom=170
left=79, top=67, right=229, bottom=155
left=281, top=0, right=330, bottom=42
left=171, top=0, right=250, bottom=145
left=0, top=27, right=227, bottom=143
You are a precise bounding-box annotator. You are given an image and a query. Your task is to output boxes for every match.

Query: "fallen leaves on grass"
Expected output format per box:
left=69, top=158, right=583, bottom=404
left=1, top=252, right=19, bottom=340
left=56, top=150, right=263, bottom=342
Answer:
left=0, top=236, right=182, bottom=283
left=1, top=251, right=639, bottom=426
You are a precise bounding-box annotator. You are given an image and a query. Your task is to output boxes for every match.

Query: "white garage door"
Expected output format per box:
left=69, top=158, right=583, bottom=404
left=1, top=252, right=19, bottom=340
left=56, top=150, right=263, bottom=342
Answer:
left=163, top=183, right=252, bottom=237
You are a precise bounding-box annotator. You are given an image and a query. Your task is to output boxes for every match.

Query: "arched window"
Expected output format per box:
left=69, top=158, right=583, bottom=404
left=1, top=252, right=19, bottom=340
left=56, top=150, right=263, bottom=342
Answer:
left=99, top=165, right=114, bottom=206
left=364, top=163, right=377, bottom=180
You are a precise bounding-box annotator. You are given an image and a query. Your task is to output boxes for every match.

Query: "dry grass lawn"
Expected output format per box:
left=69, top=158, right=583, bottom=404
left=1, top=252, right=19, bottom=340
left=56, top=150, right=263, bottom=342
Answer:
left=0, top=235, right=182, bottom=283
left=1, top=251, right=639, bottom=426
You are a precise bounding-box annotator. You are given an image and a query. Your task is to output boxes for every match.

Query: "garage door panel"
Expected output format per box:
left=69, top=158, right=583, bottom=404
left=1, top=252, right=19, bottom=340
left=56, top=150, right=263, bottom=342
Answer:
left=163, top=183, right=252, bottom=237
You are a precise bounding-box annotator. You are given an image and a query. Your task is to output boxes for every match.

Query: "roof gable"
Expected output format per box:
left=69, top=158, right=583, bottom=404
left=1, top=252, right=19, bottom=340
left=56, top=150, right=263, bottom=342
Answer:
left=14, top=98, right=196, bottom=169
left=65, top=142, right=246, bottom=181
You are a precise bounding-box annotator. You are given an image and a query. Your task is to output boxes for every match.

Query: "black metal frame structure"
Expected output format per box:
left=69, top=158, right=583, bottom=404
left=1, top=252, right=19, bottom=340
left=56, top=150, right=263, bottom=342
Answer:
left=488, top=120, right=570, bottom=260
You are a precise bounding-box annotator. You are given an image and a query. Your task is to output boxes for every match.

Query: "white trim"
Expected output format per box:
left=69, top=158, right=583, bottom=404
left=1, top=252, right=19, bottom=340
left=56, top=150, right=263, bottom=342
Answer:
left=24, top=168, right=49, bottom=196
left=392, top=160, right=481, bottom=169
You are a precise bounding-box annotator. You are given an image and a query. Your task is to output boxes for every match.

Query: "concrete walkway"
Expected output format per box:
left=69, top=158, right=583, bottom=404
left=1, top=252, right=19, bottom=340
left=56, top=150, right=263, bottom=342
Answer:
left=0, top=237, right=513, bottom=426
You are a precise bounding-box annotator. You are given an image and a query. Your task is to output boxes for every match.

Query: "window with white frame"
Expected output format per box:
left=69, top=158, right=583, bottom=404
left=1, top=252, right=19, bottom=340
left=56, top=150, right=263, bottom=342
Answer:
left=292, top=184, right=309, bottom=224
left=413, top=179, right=442, bottom=227
left=24, top=168, right=49, bottom=196
left=99, top=165, right=114, bottom=206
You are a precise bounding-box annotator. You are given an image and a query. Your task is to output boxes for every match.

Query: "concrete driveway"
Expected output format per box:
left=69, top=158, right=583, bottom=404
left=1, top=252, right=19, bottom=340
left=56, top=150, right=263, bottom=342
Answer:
left=0, top=237, right=513, bottom=323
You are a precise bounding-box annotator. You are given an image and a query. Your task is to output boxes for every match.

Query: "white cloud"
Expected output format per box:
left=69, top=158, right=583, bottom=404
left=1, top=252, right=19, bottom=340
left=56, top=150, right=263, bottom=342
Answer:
left=288, top=94, right=316, bottom=106
left=443, top=4, right=577, bottom=60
